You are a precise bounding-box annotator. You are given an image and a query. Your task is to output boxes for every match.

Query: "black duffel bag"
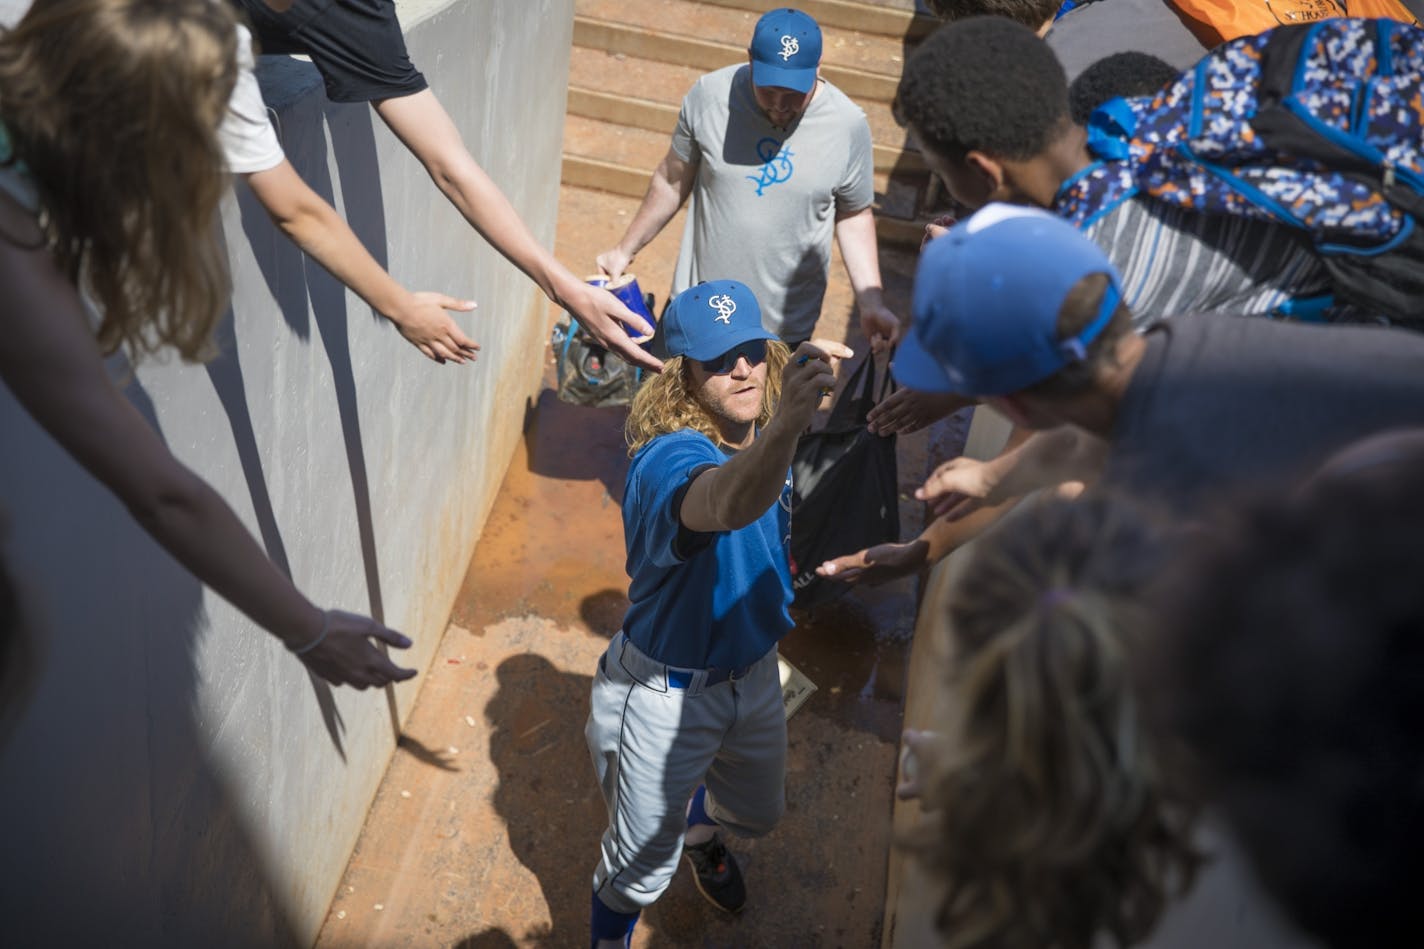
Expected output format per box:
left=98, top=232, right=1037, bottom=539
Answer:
left=789, top=353, right=899, bottom=608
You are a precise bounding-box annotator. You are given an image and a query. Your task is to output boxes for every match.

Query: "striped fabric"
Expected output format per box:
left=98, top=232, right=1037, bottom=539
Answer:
left=1085, top=197, right=1330, bottom=329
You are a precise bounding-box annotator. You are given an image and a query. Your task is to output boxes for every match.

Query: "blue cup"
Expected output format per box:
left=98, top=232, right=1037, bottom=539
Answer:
left=588, top=274, right=656, bottom=341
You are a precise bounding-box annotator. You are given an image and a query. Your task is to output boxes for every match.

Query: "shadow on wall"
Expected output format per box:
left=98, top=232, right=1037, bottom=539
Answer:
left=235, top=96, right=405, bottom=743
left=0, top=85, right=403, bottom=949
left=0, top=373, right=305, bottom=947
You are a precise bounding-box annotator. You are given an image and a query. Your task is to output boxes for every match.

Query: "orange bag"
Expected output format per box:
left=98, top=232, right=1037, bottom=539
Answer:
left=1168, top=0, right=1421, bottom=47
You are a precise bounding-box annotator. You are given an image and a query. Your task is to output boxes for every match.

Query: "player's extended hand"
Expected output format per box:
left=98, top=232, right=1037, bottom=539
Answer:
left=392, top=291, right=479, bottom=365
left=815, top=538, right=930, bottom=587
left=859, top=301, right=902, bottom=353
left=595, top=246, right=633, bottom=284
left=564, top=281, right=663, bottom=374
left=296, top=609, right=418, bottom=690
left=916, top=455, right=1002, bottom=520
left=866, top=388, right=974, bottom=436
left=780, top=338, right=853, bottom=424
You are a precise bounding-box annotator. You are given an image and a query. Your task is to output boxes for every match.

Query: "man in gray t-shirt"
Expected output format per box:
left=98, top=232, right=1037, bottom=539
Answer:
left=596, top=8, right=899, bottom=346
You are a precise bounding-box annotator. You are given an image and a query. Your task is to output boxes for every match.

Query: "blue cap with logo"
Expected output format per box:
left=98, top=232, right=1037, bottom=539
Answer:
left=749, top=8, right=822, bottom=94
left=663, top=280, right=775, bottom=361
left=893, top=204, right=1125, bottom=397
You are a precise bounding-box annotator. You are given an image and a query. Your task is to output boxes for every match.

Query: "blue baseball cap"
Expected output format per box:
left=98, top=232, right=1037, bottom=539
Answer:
left=894, top=204, right=1125, bottom=396
left=663, top=280, right=775, bottom=361
left=748, top=8, right=822, bottom=94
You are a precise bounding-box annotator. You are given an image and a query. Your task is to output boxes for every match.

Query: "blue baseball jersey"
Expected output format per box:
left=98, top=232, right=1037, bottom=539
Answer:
left=622, top=429, right=793, bottom=669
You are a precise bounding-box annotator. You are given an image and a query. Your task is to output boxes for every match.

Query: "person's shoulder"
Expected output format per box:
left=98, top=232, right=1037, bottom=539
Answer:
left=632, top=429, right=723, bottom=471
left=690, top=64, right=744, bottom=99
left=811, top=78, right=866, bottom=119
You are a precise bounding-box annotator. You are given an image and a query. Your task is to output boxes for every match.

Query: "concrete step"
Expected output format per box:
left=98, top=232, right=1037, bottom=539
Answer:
left=565, top=60, right=917, bottom=162
left=576, top=0, right=917, bottom=80
left=566, top=85, right=926, bottom=175
left=573, top=14, right=901, bottom=103
left=690, top=0, right=939, bottom=40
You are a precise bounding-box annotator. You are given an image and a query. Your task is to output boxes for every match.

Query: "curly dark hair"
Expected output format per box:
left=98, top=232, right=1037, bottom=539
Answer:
left=1068, top=51, right=1181, bottom=125
left=921, top=0, right=1060, bottom=26
left=1146, top=430, right=1424, bottom=949
left=895, top=16, right=1071, bottom=162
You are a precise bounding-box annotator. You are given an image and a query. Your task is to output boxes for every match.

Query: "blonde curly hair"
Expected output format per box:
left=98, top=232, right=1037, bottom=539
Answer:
left=909, top=495, right=1199, bottom=949
left=0, top=0, right=238, bottom=361
left=625, top=341, right=790, bottom=454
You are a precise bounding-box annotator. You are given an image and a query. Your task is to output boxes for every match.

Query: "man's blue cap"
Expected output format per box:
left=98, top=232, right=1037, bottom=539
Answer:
left=663, top=280, right=775, bottom=361
left=749, top=8, right=822, bottom=94
left=894, top=204, right=1125, bottom=397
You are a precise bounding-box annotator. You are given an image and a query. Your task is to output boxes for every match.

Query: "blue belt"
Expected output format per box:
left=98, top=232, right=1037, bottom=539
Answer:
left=667, top=664, right=755, bottom=689
left=602, top=638, right=758, bottom=691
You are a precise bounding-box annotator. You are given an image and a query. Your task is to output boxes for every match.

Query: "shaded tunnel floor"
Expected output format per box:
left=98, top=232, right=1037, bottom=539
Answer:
left=314, top=184, right=947, bottom=946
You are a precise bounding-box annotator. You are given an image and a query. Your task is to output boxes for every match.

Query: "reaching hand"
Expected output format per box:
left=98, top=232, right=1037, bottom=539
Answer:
left=392, top=292, right=479, bottom=364
left=897, top=729, right=943, bottom=801
left=564, top=281, right=663, bottom=373
left=921, top=213, right=957, bottom=254
left=866, top=388, right=974, bottom=436
left=780, top=338, right=854, bottom=426
left=295, top=609, right=418, bottom=689
left=916, top=456, right=1002, bottom=520
left=594, top=246, right=633, bottom=284
left=859, top=301, right=902, bottom=353
left=815, top=539, right=929, bottom=587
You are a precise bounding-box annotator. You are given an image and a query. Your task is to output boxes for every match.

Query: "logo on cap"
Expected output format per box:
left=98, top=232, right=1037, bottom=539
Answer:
left=709, top=294, right=737, bottom=324
left=779, top=35, right=799, bottom=60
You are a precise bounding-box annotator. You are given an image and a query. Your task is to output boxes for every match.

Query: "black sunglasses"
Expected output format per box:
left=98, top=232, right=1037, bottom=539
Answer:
left=697, top=338, right=768, bottom=375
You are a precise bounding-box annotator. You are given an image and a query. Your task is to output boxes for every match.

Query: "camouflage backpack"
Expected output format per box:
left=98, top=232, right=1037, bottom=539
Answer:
left=1056, top=17, right=1424, bottom=324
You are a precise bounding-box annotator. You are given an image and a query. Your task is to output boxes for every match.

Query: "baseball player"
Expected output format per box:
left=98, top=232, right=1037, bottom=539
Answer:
left=586, top=279, right=851, bottom=947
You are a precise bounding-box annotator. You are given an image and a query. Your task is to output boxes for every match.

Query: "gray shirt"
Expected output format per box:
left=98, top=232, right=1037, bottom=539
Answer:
left=1046, top=0, right=1209, bottom=81
left=671, top=64, right=875, bottom=342
left=1103, top=314, right=1424, bottom=516
left=1084, top=197, right=1330, bottom=328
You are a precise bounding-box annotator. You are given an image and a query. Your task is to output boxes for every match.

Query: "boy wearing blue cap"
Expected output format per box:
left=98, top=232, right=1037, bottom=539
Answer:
left=585, top=280, right=851, bottom=947
left=596, top=8, right=900, bottom=351
left=896, top=204, right=1424, bottom=519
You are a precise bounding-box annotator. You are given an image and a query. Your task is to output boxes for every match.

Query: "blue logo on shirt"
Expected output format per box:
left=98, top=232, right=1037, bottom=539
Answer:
left=746, top=137, right=794, bottom=196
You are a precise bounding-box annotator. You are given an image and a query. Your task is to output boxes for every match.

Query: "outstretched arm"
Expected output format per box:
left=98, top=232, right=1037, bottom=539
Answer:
left=372, top=89, right=662, bottom=372
left=680, top=340, right=853, bottom=532
left=918, top=425, right=1106, bottom=519
left=0, top=215, right=415, bottom=689
left=244, top=159, right=479, bottom=364
left=596, top=146, right=696, bottom=282
left=835, top=205, right=900, bottom=351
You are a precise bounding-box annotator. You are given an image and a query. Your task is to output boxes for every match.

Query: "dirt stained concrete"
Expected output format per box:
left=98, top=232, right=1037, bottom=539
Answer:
left=314, top=178, right=936, bottom=946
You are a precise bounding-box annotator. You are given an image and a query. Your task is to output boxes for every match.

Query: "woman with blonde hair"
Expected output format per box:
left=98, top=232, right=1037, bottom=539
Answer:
left=0, top=0, right=413, bottom=688
left=906, top=495, right=1198, bottom=949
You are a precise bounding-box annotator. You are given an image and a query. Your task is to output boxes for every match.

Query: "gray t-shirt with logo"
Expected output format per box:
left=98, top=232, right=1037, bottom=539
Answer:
left=670, top=64, right=874, bottom=342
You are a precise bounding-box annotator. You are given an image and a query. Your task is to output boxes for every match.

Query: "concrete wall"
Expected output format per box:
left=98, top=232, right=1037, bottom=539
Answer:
left=0, top=1, right=572, bottom=944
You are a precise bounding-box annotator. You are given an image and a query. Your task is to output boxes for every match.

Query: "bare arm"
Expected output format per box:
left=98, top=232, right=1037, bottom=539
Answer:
left=596, top=146, right=697, bottom=282
left=0, top=216, right=414, bottom=688
left=680, top=340, right=852, bottom=532
left=372, top=90, right=661, bottom=371
left=918, top=425, right=1106, bottom=519
left=243, top=160, right=478, bottom=364
left=834, top=205, right=900, bottom=350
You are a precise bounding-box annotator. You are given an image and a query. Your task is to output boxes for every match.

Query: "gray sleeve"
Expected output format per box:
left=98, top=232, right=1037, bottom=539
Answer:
left=1046, top=0, right=1208, bottom=81
left=671, top=84, right=702, bottom=165
left=834, top=109, right=875, bottom=213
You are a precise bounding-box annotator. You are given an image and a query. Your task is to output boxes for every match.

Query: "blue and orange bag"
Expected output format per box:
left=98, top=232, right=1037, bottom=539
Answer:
left=1055, top=17, right=1424, bottom=323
